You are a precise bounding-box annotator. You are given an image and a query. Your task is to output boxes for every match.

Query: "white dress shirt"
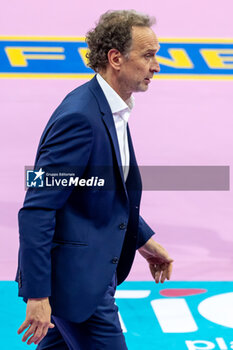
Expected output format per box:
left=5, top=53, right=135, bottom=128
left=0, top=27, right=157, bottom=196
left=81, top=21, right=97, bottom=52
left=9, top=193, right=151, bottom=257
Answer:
left=96, top=73, right=134, bottom=181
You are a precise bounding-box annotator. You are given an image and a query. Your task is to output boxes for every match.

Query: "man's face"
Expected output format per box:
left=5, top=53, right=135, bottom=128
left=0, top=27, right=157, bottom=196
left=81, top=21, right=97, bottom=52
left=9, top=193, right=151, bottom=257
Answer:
left=119, top=26, right=160, bottom=94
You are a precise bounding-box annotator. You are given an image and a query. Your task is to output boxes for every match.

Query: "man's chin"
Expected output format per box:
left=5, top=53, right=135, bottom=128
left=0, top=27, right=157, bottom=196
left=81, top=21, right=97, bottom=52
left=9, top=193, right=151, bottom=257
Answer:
left=133, top=83, right=149, bottom=93
left=139, top=84, right=149, bottom=92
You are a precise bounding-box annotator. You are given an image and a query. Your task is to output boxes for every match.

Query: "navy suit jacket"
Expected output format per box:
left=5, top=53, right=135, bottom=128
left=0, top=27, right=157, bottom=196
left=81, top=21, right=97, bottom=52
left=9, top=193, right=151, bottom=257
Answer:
left=17, top=76, right=155, bottom=323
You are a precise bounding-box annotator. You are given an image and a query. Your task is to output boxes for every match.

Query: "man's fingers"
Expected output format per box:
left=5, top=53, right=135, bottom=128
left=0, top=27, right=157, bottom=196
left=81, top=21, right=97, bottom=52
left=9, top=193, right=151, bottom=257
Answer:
left=22, top=323, right=37, bottom=342
left=149, top=264, right=156, bottom=279
left=27, top=324, right=43, bottom=345
left=34, top=323, right=54, bottom=345
left=23, top=322, right=54, bottom=345
left=17, top=320, right=31, bottom=334
left=34, top=325, right=50, bottom=345
left=151, top=261, right=173, bottom=284
left=34, top=336, right=45, bottom=346
left=160, top=268, right=167, bottom=283
left=154, top=268, right=161, bottom=283
left=28, top=322, right=53, bottom=345
left=155, top=263, right=173, bottom=283
left=167, top=262, right=173, bottom=280
left=160, top=263, right=169, bottom=283
left=34, top=331, right=47, bottom=345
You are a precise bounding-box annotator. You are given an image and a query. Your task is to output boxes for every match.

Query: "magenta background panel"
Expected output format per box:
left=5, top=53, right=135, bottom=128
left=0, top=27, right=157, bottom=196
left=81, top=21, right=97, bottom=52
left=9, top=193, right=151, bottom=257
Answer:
left=0, top=1, right=232, bottom=281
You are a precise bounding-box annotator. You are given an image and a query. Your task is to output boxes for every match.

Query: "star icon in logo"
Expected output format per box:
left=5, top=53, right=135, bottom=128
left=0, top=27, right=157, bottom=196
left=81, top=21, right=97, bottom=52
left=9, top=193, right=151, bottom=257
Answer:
left=33, top=168, right=45, bottom=181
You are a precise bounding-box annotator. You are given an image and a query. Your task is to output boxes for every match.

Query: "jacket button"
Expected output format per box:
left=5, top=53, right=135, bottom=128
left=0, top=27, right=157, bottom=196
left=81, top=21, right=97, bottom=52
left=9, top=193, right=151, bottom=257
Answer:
left=119, top=223, right=127, bottom=230
left=112, top=257, right=119, bottom=264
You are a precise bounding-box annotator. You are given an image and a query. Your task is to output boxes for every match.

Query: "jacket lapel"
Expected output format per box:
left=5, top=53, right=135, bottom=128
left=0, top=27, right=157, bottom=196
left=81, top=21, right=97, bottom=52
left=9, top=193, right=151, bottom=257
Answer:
left=88, top=76, right=126, bottom=188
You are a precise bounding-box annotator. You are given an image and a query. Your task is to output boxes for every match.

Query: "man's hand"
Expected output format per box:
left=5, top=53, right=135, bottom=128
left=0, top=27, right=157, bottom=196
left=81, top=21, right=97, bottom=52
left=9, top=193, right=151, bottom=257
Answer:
left=17, top=297, right=55, bottom=345
left=138, top=238, right=174, bottom=283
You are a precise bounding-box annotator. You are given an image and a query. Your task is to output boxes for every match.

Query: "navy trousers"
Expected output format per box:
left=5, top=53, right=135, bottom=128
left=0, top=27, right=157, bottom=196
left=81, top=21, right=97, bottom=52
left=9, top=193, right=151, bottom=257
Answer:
left=37, top=274, right=127, bottom=350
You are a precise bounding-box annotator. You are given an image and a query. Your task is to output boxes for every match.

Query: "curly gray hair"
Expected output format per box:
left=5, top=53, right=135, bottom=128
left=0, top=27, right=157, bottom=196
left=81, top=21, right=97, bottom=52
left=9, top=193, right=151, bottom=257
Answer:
left=85, top=10, right=156, bottom=72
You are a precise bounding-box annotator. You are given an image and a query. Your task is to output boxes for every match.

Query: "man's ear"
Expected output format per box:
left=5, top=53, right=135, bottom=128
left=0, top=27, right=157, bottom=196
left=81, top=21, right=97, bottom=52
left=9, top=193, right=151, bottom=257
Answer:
left=107, top=49, right=124, bottom=71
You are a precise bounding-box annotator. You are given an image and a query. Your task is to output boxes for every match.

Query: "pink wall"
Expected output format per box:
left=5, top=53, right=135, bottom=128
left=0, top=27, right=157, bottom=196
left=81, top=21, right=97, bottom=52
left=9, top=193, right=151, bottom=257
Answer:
left=0, top=1, right=232, bottom=281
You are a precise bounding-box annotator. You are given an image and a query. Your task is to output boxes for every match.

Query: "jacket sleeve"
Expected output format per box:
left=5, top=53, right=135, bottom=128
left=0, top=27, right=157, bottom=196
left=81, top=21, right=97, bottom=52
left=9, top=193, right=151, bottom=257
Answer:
left=17, top=113, right=93, bottom=299
left=136, top=215, right=155, bottom=249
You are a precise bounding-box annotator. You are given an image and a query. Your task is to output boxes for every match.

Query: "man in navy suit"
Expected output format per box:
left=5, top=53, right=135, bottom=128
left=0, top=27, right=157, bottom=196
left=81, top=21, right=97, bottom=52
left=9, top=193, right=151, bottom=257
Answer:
left=17, top=10, right=173, bottom=349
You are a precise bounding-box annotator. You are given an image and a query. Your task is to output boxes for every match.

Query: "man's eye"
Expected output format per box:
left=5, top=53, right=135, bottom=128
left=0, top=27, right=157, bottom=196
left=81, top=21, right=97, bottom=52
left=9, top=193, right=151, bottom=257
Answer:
left=145, top=53, right=154, bottom=58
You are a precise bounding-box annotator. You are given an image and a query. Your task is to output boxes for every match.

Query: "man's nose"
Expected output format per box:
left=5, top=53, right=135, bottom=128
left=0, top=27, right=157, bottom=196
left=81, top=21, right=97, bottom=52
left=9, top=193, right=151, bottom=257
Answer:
left=150, top=57, right=160, bottom=73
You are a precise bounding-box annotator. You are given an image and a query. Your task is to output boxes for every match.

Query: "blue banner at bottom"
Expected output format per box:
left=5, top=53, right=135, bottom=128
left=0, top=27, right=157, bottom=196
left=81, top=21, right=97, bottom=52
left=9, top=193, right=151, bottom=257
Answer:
left=1, top=281, right=233, bottom=349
